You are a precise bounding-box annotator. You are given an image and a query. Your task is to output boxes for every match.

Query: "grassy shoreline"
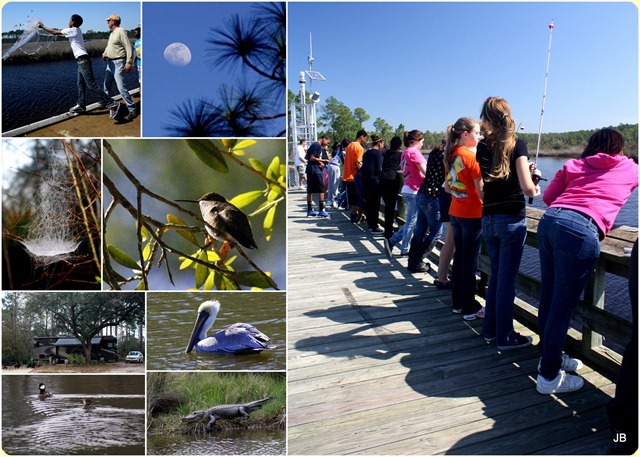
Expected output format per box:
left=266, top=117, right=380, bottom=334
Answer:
left=3, top=39, right=114, bottom=64
left=148, top=372, right=286, bottom=435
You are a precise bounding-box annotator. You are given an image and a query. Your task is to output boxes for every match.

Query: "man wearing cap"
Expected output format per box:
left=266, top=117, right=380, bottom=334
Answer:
left=38, top=15, right=118, bottom=117
left=102, top=14, right=137, bottom=121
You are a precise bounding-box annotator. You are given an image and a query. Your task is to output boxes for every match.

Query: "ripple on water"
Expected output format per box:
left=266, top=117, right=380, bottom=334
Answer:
left=147, top=429, right=286, bottom=455
left=3, top=395, right=145, bottom=455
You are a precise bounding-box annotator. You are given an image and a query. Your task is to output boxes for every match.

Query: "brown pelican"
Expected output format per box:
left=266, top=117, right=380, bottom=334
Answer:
left=185, top=300, right=274, bottom=355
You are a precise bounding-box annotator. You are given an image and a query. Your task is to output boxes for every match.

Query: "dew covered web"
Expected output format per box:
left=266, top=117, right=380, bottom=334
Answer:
left=3, top=12, right=56, bottom=60
left=19, top=143, right=82, bottom=266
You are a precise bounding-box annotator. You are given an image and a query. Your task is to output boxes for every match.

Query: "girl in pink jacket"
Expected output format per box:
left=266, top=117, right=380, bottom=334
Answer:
left=536, top=128, right=638, bottom=395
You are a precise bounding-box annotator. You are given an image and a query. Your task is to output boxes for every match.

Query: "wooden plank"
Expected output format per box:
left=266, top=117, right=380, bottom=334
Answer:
left=287, top=190, right=622, bottom=455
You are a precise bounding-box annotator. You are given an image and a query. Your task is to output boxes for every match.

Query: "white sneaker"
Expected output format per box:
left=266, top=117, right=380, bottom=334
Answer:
left=538, top=353, right=583, bottom=373
left=463, top=306, right=485, bottom=321
left=536, top=370, right=584, bottom=394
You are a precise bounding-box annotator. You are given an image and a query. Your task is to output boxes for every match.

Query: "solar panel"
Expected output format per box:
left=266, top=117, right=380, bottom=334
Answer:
left=305, top=70, right=326, bottom=81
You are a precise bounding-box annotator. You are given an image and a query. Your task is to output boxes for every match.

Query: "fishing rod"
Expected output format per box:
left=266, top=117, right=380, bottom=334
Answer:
left=530, top=19, right=554, bottom=204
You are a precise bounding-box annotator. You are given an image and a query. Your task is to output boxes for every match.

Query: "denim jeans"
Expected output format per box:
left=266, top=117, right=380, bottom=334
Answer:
left=390, top=192, right=417, bottom=254
left=77, top=58, right=111, bottom=108
left=450, top=215, right=482, bottom=314
left=104, top=58, right=136, bottom=112
left=537, top=208, right=600, bottom=380
left=326, top=164, right=341, bottom=205
left=481, top=214, right=527, bottom=344
left=408, top=193, right=442, bottom=269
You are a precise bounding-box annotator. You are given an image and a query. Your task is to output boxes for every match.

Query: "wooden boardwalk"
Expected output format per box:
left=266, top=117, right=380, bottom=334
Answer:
left=287, top=189, right=617, bottom=455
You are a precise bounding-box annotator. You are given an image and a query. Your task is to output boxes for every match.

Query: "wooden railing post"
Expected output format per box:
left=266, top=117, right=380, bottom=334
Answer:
left=581, top=257, right=606, bottom=356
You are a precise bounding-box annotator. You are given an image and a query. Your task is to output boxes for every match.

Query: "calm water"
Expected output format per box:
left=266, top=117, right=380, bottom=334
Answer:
left=2, top=375, right=145, bottom=455
left=2, top=57, right=138, bottom=132
left=147, top=429, right=286, bottom=455
left=147, top=292, right=286, bottom=371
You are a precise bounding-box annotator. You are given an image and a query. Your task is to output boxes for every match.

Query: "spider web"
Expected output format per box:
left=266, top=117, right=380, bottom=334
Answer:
left=18, top=143, right=82, bottom=266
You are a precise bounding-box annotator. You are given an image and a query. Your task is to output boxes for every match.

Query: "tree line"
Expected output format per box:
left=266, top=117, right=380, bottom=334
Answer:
left=2, top=29, right=135, bottom=42
left=2, top=292, right=144, bottom=366
left=289, top=91, right=638, bottom=157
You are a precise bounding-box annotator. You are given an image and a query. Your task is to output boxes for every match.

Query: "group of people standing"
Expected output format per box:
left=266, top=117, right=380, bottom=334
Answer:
left=39, top=13, right=140, bottom=121
left=299, top=95, right=638, bottom=397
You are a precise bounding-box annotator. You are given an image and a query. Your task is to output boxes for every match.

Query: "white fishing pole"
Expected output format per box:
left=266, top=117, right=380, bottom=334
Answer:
left=530, top=19, right=554, bottom=203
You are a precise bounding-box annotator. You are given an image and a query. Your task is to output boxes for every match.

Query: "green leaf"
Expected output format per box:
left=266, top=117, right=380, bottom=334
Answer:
left=229, top=190, right=263, bottom=209
left=137, top=222, right=152, bottom=241
left=167, top=214, right=199, bottom=245
left=195, top=250, right=208, bottom=288
left=203, top=270, right=216, bottom=290
left=249, top=158, right=267, bottom=175
left=221, top=139, right=237, bottom=148
left=266, top=156, right=281, bottom=180
left=237, top=271, right=273, bottom=288
left=264, top=205, right=276, bottom=241
left=107, top=245, right=140, bottom=270
left=186, top=139, right=229, bottom=173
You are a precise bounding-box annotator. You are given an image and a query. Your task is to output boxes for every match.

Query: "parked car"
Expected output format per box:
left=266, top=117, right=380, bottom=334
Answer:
left=125, top=351, right=144, bottom=363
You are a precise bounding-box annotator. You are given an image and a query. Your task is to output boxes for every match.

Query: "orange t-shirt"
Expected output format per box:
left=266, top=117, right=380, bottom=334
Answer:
left=342, top=141, right=364, bottom=182
left=448, top=145, right=482, bottom=218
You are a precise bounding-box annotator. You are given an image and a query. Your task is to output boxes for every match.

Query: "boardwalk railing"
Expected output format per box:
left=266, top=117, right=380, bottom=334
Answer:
left=483, top=207, right=636, bottom=377
left=385, top=204, right=635, bottom=378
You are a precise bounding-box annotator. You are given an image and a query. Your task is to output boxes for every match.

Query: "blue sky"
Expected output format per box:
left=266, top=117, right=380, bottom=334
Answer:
left=2, top=2, right=140, bottom=34
left=142, top=2, right=284, bottom=137
left=288, top=2, right=638, bottom=135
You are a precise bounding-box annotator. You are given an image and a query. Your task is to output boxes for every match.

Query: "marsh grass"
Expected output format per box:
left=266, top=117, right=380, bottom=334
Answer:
left=148, top=372, right=285, bottom=434
left=3, top=40, right=110, bottom=64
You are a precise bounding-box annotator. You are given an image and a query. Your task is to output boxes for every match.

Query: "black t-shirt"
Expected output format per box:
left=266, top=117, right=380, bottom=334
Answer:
left=476, top=138, right=529, bottom=217
left=381, top=149, right=402, bottom=180
left=360, top=148, right=383, bottom=180
left=305, top=141, right=326, bottom=175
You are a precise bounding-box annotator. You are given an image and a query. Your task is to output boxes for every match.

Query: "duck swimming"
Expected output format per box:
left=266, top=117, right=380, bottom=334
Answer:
left=185, top=300, right=275, bottom=355
left=38, top=383, right=52, bottom=398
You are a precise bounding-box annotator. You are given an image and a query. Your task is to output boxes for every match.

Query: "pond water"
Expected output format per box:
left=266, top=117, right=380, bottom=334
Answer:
left=2, top=57, right=138, bottom=132
left=2, top=375, right=145, bottom=455
left=147, top=429, right=286, bottom=455
left=147, top=292, right=286, bottom=371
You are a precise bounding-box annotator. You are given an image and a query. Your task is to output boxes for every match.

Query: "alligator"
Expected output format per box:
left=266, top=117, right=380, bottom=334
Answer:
left=181, top=397, right=272, bottom=431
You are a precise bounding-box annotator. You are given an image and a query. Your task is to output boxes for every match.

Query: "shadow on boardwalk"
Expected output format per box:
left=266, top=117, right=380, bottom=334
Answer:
left=287, top=189, right=617, bottom=455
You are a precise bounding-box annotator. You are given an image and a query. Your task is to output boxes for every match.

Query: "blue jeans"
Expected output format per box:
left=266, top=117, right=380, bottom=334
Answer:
left=104, top=58, right=136, bottom=112
left=481, top=214, right=527, bottom=344
left=450, top=216, right=482, bottom=314
left=389, top=192, right=417, bottom=254
left=537, top=208, right=600, bottom=380
left=77, top=58, right=112, bottom=108
left=408, top=193, right=442, bottom=269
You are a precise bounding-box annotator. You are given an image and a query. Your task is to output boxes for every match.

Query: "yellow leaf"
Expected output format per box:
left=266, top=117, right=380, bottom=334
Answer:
left=230, top=190, right=263, bottom=208
left=221, top=139, right=237, bottom=148
left=203, top=271, right=215, bottom=290
left=264, top=205, right=276, bottom=241
left=167, top=214, right=199, bottom=245
left=234, top=139, right=256, bottom=150
left=142, top=243, right=151, bottom=261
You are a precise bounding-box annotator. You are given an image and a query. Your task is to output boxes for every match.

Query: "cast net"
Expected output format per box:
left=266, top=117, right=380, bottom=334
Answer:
left=3, top=12, right=56, bottom=60
left=18, top=143, right=82, bottom=266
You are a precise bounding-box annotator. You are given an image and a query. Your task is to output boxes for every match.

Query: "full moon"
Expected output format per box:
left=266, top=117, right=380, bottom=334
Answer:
left=164, top=42, right=191, bottom=66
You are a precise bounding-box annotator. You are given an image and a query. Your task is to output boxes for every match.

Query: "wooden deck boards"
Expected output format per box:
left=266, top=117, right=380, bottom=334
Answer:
left=287, top=189, right=616, bottom=455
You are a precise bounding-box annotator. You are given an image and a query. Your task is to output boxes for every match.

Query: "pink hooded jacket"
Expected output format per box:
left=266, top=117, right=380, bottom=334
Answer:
left=543, top=153, right=638, bottom=235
